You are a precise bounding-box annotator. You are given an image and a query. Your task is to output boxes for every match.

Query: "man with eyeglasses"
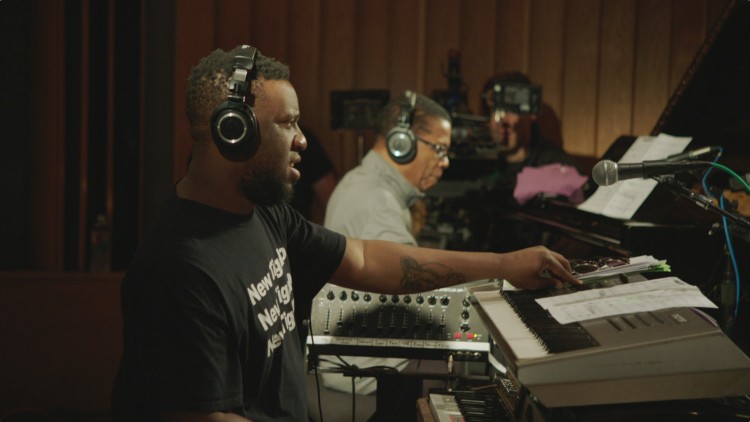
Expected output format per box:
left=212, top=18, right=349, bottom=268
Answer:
left=324, top=91, right=451, bottom=241
left=309, top=92, right=452, bottom=419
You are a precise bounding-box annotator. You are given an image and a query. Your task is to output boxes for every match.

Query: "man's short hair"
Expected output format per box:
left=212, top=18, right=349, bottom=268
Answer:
left=375, top=92, right=451, bottom=138
left=185, top=45, right=290, bottom=127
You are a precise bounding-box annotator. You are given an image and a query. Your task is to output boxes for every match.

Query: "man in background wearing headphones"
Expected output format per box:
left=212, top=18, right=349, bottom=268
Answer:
left=112, top=45, right=579, bottom=422
left=324, top=91, right=450, bottom=242
left=313, top=92, right=452, bottom=417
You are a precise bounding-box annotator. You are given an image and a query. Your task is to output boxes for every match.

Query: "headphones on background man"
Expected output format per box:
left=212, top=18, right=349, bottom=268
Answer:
left=386, top=90, right=418, bottom=164
left=211, top=45, right=260, bottom=161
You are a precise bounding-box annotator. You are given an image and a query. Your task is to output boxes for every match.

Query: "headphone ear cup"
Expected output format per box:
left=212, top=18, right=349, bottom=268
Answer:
left=210, top=100, right=259, bottom=161
left=386, top=126, right=416, bottom=164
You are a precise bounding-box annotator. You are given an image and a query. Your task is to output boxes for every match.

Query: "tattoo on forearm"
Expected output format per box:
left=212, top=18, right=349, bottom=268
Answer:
left=399, top=256, right=466, bottom=292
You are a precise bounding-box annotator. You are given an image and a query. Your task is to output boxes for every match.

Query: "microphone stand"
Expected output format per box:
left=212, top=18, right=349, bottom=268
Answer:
left=654, top=176, right=750, bottom=335
left=654, top=177, right=750, bottom=236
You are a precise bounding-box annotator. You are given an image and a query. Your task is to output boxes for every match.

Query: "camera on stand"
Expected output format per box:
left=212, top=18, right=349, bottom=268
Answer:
left=488, top=81, right=542, bottom=116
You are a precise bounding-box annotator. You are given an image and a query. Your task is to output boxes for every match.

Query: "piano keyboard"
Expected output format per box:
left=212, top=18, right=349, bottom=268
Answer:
left=471, top=291, right=547, bottom=360
left=428, top=390, right=508, bottom=422
left=468, top=277, right=750, bottom=408
left=502, top=289, right=599, bottom=353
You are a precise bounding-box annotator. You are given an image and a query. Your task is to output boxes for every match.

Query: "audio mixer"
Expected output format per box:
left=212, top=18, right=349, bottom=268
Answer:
left=306, top=283, right=490, bottom=362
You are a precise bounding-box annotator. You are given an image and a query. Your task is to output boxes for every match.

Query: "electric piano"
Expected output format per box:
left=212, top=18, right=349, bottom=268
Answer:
left=466, top=276, right=750, bottom=420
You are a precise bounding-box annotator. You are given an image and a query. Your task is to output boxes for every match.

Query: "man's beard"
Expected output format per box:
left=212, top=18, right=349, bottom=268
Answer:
left=242, top=168, right=294, bottom=206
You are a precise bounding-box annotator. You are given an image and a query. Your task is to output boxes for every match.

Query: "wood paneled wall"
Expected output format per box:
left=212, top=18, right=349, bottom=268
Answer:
left=17, top=0, right=733, bottom=271
left=171, top=0, right=731, bottom=180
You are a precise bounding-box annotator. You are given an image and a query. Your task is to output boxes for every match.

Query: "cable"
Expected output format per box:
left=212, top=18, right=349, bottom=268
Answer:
left=306, top=317, right=325, bottom=422
left=446, top=353, right=455, bottom=391
left=698, top=150, right=744, bottom=320
left=307, top=334, right=401, bottom=422
left=702, top=153, right=737, bottom=319
left=350, top=376, right=356, bottom=422
left=721, top=194, right=741, bottom=319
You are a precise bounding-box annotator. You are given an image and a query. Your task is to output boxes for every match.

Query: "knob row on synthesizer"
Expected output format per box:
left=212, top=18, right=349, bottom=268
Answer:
left=307, top=285, right=490, bottom=361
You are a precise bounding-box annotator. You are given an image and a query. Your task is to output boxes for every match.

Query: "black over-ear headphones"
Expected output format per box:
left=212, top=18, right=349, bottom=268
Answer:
left=386, top=90, right=418, bottom=164
left=211, top=46, right=259, bottom=161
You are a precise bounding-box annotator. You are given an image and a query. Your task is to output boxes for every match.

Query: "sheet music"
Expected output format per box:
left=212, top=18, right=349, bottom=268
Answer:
left=577, top=133, right=692, bottom=219
left=535, top=277, right=717, bottom=324
left=576, top=255, right=665, bottom=281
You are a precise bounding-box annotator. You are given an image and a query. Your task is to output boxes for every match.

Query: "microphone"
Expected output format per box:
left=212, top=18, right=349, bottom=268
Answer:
left=591, top=159, right=713, bottom=186
left=665, top=145, right=720, bottom=161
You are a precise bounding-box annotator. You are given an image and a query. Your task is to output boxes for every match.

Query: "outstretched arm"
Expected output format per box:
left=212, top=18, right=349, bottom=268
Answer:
left=330, top=239, right=580, bottom=294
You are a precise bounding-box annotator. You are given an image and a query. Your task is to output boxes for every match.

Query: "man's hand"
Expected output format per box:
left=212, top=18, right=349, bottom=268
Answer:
left=500, top=246, right=581, bottom=290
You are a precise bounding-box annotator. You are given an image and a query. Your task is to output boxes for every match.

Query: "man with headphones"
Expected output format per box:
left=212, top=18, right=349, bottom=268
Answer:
left=112, top=45, right=580, bottom=422
left=324, top=91, right=451, bottom=243
left=313, top=91, right=454, bottom=418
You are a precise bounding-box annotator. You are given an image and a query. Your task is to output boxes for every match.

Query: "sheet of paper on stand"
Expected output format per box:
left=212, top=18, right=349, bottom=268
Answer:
left=577, top=133, right=692, bottom=219
left=535, top=277, right=718, bottom=325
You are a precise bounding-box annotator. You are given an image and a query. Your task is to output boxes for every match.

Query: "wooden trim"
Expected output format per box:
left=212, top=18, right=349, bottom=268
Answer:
left=106, top=0, right=116, bottom=227
left=415, top=0, right=427, bottom=93
left=30, top=0, right=67, bottom=270
left=77, top=0, right=91, bottom=271
left=139, top=0, right=147, bottom=238
left=632, top=0, right=671, bottom=135
left=596, top=0, right=636, bottom=156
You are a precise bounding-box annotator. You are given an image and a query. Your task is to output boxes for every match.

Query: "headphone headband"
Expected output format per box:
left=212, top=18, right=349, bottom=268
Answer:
left=210, top=46, right=260, bottom=161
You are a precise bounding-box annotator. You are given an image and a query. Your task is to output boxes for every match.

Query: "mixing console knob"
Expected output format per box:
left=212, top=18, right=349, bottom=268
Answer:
left=403, top=295, right=412, bottom=304
left=428, top=296, right=437, bottom=306
left=391, top=295, right=399, bottom=304
left=461, top=310, right=470, bottom=320
left=364, top=293, right=372, bottom=302
left=339, top=291, right=348, bottom=301
left=326, top=291, right=335, bottom=301
left=462, top=298, right=470, bottom=307
left=351, top=291, right=360, bottom=301
left=378, top=294, right=388, bottom=303
left=440, top=296, right=450, bottom=306
left=416, top=295, right=424, bottom=304
left=460, top=323, right=469, bottom=332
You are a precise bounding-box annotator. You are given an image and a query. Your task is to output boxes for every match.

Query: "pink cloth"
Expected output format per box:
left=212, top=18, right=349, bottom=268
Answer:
left=513, top=163, right=588, bottom=205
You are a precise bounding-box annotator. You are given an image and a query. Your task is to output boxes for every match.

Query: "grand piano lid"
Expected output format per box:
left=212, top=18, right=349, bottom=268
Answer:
left=652, top=0, right=750, bottom=173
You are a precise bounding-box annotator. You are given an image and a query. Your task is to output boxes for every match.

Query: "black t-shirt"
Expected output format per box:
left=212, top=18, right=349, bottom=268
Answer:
left=112, top=191, right=345, bottom=421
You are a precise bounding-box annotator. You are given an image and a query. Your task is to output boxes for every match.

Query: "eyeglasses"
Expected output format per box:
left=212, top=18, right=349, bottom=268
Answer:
left=417, top=137, right=449, bottom=159
left=569, top=257, right=629, bottom=275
